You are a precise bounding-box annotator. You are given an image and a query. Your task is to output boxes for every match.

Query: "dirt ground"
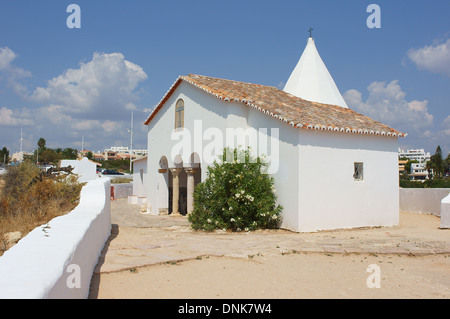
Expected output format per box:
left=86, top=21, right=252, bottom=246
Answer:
left=89, top=199, right=450, bottom=299
left=92, top=253, right=449, bottom=299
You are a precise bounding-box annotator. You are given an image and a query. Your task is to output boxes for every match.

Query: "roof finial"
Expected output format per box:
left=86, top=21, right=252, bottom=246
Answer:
left=308, top=27, right=313, bottom=38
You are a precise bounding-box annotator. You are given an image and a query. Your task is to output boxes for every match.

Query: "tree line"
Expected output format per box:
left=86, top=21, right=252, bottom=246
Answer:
left=0, top=137, right=78, bottom=165
left=427, top=145, right=449, bottom=178
left=1, top=137, right=131, bottom=173
left=34, top=137, right=78, bottom=163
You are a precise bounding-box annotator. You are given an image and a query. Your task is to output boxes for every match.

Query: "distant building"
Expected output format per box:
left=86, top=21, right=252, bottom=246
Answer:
left=410, top=163, right=430, bottom=180
left=398, top=148, right=432, bottom=180
left=105, top=146, right=129, bottom=153
left=78, top=150, right=93, bottom=158
left=398, top=148, right=431, bottom=163
left=398, top=159, right=408, bottom=175
left=59, top=157, right=101, bottom=183
left=93, top=153, right=105, bottom=161
left=104, top=146, right=148, bottom=157
left=10, top=151, right=33, bottom=163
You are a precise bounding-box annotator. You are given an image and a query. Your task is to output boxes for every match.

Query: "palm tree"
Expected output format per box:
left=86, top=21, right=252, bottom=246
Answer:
left=37, top=137, right=46, bottom=151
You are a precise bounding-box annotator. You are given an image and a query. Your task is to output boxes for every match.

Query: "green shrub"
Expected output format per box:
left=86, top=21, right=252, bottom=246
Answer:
left=188, top=147, right=283, bottom=232
left=101, top=159, right=130, bottom=173
left=400, top=179, right=450, bottom=188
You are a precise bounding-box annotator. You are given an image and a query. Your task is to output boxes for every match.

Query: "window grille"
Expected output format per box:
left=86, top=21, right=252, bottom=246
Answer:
left=353, top=162, right=363, bottom=181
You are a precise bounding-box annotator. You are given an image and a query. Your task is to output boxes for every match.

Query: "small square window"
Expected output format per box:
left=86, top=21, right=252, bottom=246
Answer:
left=353, top=162, right=364, bottom=181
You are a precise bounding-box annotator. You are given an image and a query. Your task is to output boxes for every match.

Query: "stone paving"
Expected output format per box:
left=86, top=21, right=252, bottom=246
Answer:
left=94, top=199, right=450, bottom=274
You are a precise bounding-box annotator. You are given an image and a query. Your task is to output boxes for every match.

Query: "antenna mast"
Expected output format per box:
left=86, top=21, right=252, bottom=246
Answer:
left=128, top=112, right=134, bottom=173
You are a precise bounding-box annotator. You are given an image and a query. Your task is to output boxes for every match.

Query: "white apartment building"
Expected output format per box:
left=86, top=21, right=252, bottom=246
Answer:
left=398, top=148, right=431, bottom=163
left=104, top=146, right=148, bottom=156
left=398, top=148, right=432, bottom=179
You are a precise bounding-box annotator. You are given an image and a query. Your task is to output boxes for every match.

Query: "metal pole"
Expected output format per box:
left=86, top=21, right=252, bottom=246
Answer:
left=128, top=112, right=133, bottom=173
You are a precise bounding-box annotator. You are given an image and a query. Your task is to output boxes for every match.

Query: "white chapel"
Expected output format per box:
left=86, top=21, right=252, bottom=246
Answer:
left=137, top=35, right=405, bottom=232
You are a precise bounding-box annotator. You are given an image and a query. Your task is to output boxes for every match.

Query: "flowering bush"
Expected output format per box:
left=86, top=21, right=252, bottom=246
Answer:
left=188, top=148, right=282, bottom=231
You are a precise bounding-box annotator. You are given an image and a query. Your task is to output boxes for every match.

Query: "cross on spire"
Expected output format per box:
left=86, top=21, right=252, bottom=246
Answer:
left=308, top=27, right=313, bottom=38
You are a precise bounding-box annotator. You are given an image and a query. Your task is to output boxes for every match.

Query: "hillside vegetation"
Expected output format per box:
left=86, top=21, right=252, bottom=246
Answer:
left=0, top=161, right=83, bottom=255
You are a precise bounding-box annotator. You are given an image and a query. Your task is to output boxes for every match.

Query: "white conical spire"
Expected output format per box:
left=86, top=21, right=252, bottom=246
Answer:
left=283, top=37, right=348, bottom=108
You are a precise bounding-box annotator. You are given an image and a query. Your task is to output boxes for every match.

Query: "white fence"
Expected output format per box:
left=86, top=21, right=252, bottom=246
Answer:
left=0, top=178, right=111, bottom=299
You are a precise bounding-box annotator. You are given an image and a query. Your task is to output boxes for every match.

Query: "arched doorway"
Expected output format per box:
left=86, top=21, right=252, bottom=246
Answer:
left=165, top=153, right=202, bottom=216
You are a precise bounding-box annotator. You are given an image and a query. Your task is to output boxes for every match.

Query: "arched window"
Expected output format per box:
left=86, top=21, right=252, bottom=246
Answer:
left=175, top=99, right=184, bottom=129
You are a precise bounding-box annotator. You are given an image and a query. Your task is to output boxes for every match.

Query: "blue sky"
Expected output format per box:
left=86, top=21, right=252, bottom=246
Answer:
left=0, top=0, right=449, bottom=156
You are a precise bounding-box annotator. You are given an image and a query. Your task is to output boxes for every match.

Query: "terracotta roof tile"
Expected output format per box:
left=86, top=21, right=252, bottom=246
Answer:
left=144, top=74, right=405, bottom=138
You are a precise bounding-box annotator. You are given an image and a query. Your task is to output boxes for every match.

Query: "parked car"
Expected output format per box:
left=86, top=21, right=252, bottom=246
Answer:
left=102, top=169, right=124, bottom=175
left=96, top=167, right=106, bottom=174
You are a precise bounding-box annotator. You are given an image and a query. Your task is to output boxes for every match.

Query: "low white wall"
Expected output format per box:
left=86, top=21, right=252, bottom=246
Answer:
left=441, top=194, right=450, bottom=229
left=399, top=188, right=450, bottom=216
left=60, top=157, right=98, bottom=183
left=0, top=178, right=111, bottom=299
left=111, top=183, right=133, bottom=199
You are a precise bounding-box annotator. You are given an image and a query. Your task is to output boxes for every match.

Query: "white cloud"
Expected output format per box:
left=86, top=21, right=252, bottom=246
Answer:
left=442, top=115, right=450, bottom=136
left=0, top=47, right=31, bottom=95
left=0, top=106, right=33, bottom=126
left=0, top=47, right=16, bottom=70
left=72, top=119, right=102, bottom=131
left=102, top=120, right=118, bottom=133
left=343, top=80, right=433, bottom=135
left=407, top=39, right=450, bottom=76
left=30, top=52, right=148, bottom=120
left=343, top=80, right=450, bottom=154
left=42, top=104, right=73, bottom=125
left=0, top=50, right=149, bottom=151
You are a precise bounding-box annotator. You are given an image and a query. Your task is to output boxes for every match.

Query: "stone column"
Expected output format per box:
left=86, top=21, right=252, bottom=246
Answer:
left=170, top=168, right=182, bottom=216
left=185, top=167, right=198, bottom=215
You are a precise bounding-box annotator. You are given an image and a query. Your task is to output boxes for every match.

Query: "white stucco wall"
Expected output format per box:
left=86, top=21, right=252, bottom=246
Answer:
left=145, top=81, right=400, bottom=232
left=60, top=157, right=98, bottom=183
left=399, top=188, right=450, bottom=216
left=0, top=179, right=111, bottom=299
left=297, top=130, right=399, bottom=232
left=245, top=104, right=300, bottom=231
left=441, top=193, right=450, bottom=229
left=133, top=157, right=147, bottom=197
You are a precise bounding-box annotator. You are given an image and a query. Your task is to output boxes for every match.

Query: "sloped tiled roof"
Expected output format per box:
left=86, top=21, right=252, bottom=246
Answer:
left=144, top=74, right=405, bottom=138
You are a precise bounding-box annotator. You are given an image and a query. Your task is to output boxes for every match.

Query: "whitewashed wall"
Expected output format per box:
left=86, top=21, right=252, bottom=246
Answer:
left=0, top=179, right=111, bottom=299
left=245, top=105, right=300, bottom=231
left=441, top=193, right=450, bottom=228
left=399, top=188, right=450, bottom=216
left=297, top=130, right=399, bottom=232
left=132, top=157, right=147, bottom=197
left=60, top=157, right=98, bottom=183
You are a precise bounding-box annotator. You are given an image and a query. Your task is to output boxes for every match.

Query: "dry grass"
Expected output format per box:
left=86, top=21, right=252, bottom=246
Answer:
left=0, top=162, right=83, bottom=256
